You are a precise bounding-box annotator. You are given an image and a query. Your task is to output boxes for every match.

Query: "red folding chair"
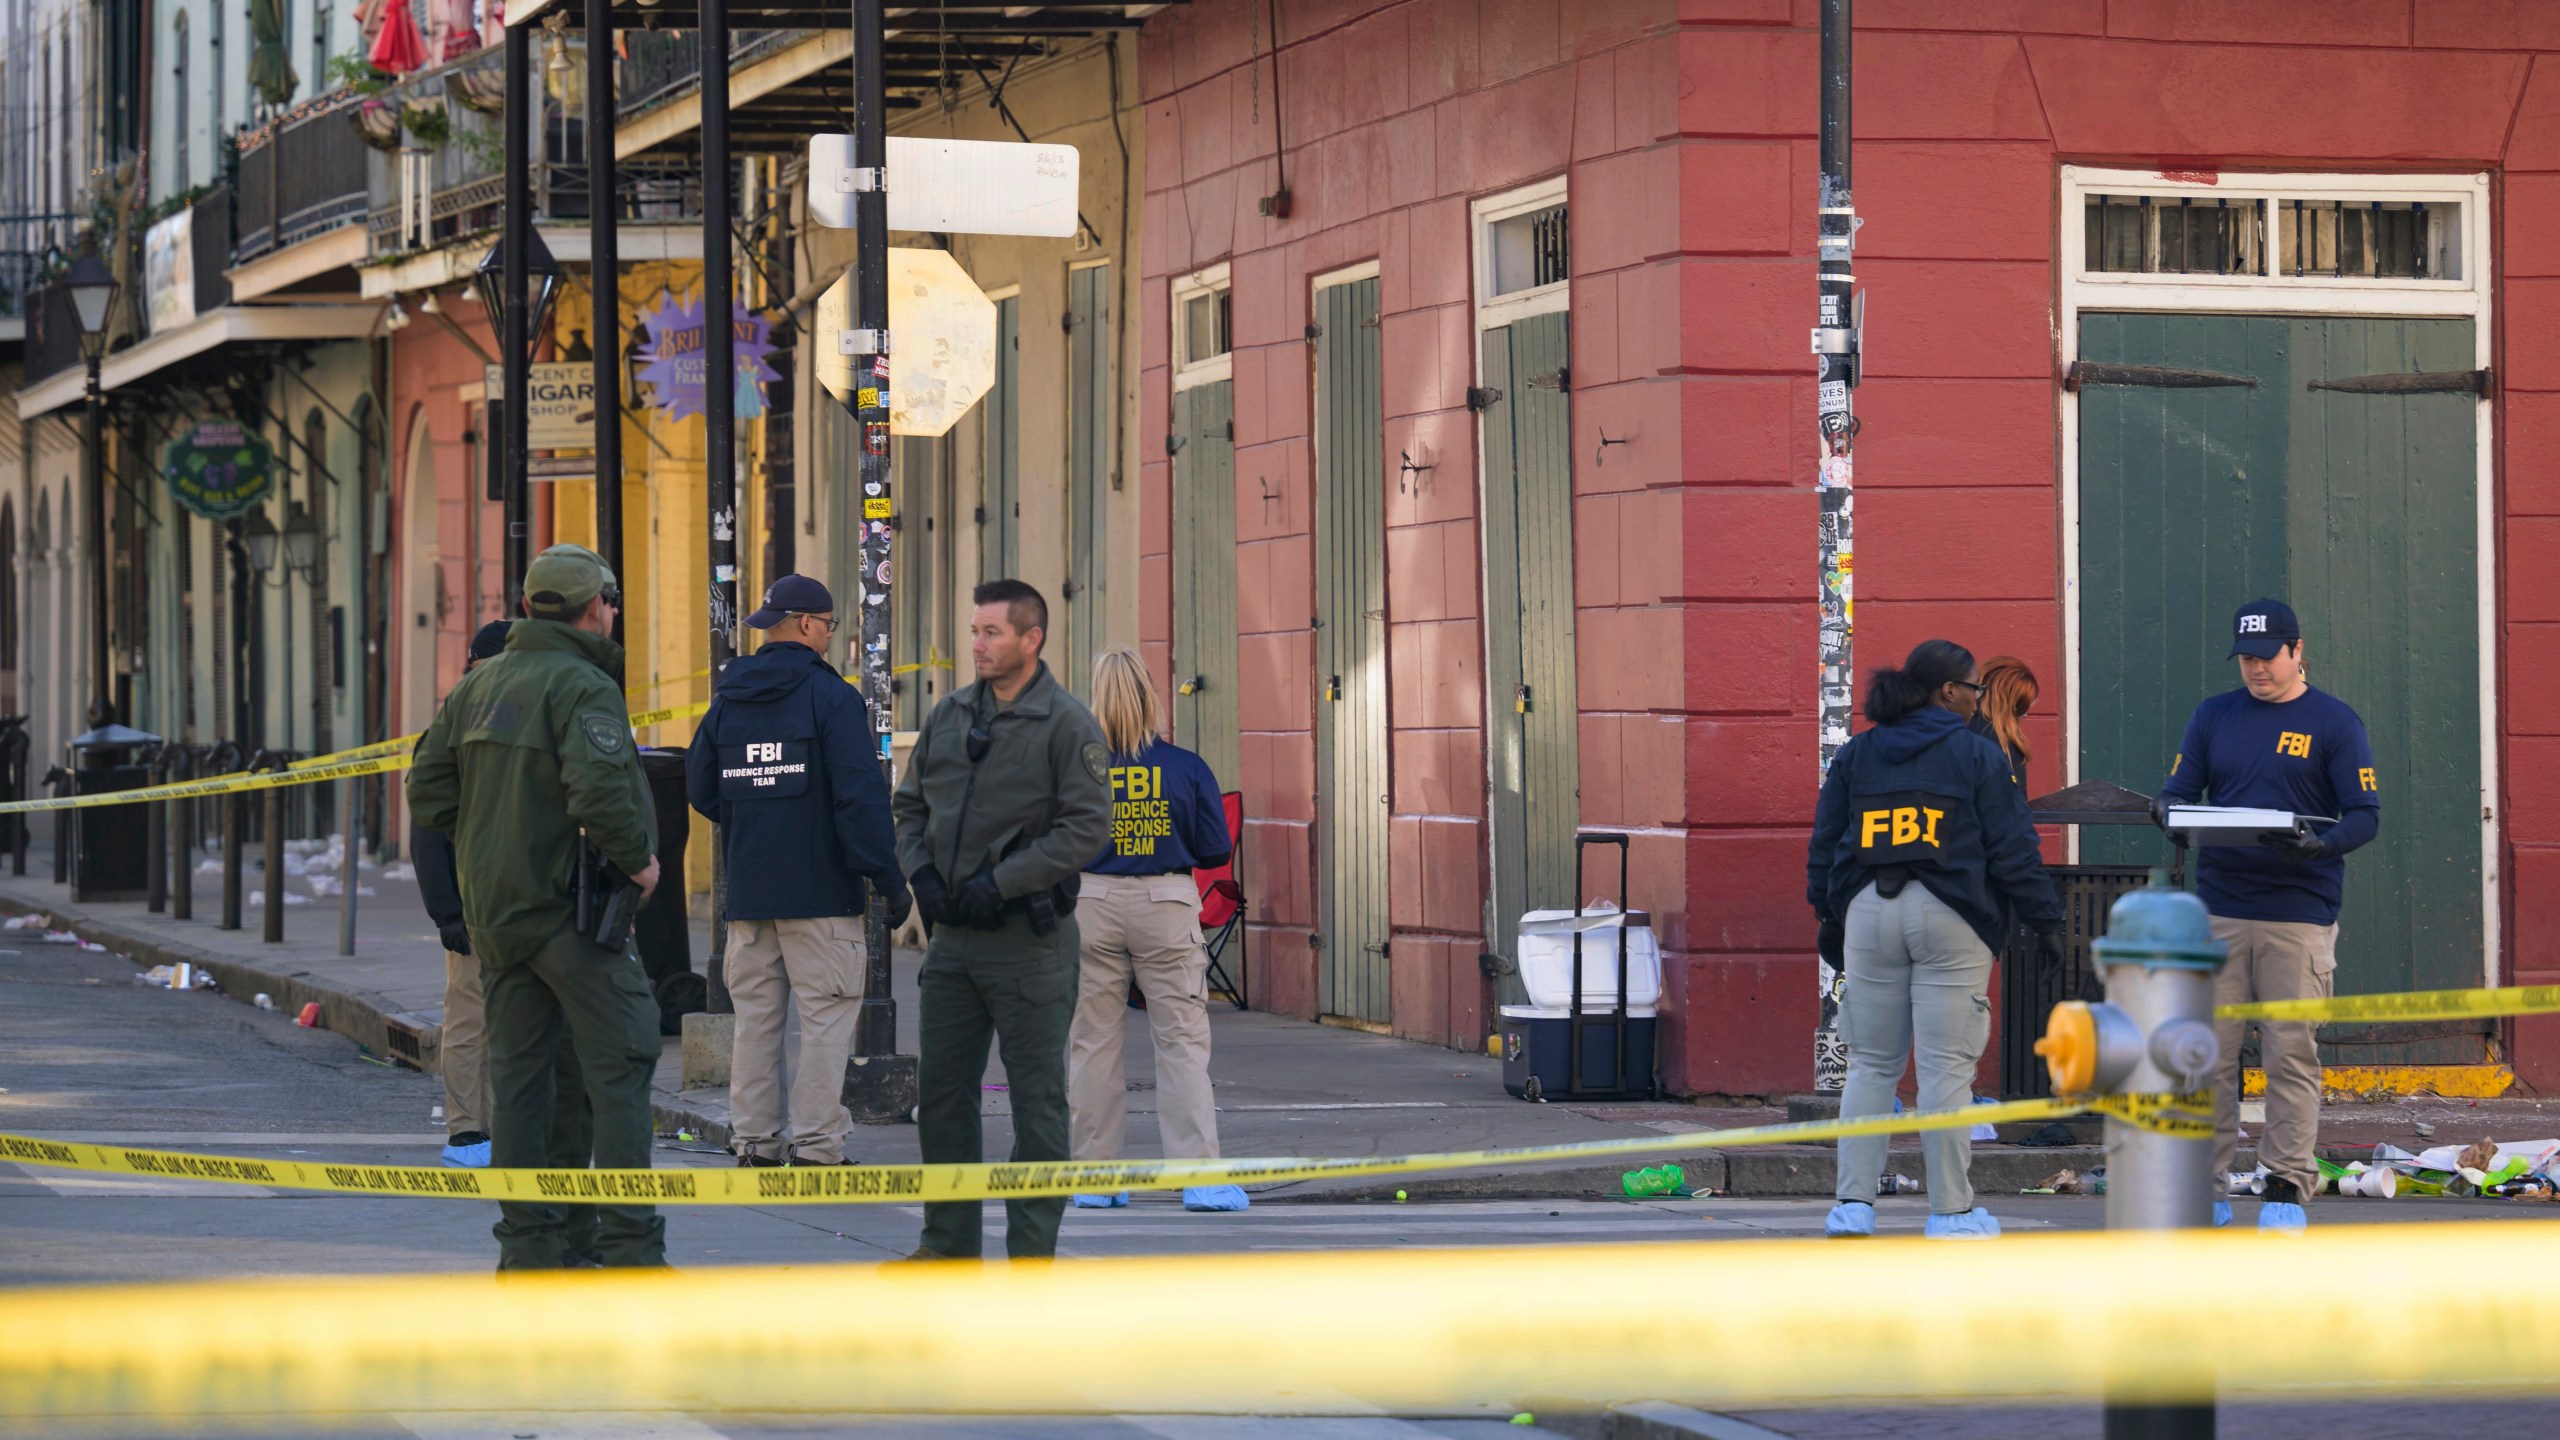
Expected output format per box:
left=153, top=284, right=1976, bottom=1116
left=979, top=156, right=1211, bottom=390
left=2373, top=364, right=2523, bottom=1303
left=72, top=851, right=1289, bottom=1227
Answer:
left=1196, top=791, right=1249, bottom=1009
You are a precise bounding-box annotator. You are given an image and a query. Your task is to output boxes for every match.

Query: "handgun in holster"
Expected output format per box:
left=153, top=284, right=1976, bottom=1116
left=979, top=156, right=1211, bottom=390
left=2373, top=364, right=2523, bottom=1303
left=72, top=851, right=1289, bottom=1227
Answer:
left=573, top=837, right=645, bottom=952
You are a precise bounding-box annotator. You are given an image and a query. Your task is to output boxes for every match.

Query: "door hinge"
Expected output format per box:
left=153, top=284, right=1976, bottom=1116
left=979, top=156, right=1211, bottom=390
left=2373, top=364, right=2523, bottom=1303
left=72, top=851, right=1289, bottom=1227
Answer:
left=1165, top=432, right=1187, bottom=456
left=1527, top=367, right=1569, bottom=392
left=1304, top=322, right=1323, bottom=341
left=1224, top=419, right=1235, bottom=440
left=1308, top=932, right=1324, bottom=950
left=1061, top=577, right=1082, bottom=599
left=2309, top=368, right=2492, bottom=397
left=2064, top=361, right=2258, bottom=392
left=974, top=504, right=986, bottom=524
left=1465, top=385, right=1504, bottom=412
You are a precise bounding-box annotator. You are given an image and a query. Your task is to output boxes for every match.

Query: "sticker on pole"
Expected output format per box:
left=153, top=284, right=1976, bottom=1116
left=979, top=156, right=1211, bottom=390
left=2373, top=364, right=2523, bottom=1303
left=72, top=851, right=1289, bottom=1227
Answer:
left=808, top=135, right=1080, bottom=238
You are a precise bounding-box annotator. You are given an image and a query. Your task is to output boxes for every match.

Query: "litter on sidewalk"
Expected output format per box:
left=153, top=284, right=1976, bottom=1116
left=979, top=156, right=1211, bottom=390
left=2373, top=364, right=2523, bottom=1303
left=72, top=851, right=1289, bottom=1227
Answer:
left=2315, top=1138, right=2560, bottom=1202
left=137, top=963, right=217, bottom=991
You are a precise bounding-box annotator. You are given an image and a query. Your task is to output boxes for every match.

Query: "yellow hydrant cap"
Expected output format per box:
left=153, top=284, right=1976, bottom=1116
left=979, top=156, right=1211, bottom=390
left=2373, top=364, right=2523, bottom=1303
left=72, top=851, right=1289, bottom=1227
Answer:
left=2035, top=1000, right=2098, bottom=1094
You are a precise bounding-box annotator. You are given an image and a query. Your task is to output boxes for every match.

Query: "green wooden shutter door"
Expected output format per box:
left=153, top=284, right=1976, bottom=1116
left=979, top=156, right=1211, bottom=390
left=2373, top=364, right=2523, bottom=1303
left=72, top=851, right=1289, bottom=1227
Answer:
left=891, top=435, right=940, bottom=731
left=1067, top=266, right=1113, bottom=689
left=1173, top=379, right=1240, bottom=785
left=1315, top=276, right=1389, bottom=1024
left=982, top=296, right=1020, bottom=582
left=2078, top=312, right=2482, bottom=1062
left=1480, top=312, right=1577, bottom=1005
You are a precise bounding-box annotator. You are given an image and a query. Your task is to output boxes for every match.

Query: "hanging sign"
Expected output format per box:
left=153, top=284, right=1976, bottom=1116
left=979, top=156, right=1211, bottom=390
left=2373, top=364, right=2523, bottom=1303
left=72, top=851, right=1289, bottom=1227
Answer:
left=808, top=135, right=1081, bottom=239
left=144, top=210, right=197, bottom=336
left=482, top=362, right=597, bottom=450
left=162, top=421, right=276, bottom=522
left=634, top=292, right=781, bottom=423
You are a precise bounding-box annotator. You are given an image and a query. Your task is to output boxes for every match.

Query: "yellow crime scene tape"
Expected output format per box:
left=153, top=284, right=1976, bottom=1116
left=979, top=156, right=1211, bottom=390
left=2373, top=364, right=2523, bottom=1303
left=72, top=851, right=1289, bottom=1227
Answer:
left=5, top=1223, right=2558, bottom=1420
left=0, top=1092, right=2209, bottom=1208
left=0, top=701, right=712, bottom=816
left=2218, top=981, right=2560, bottom=1026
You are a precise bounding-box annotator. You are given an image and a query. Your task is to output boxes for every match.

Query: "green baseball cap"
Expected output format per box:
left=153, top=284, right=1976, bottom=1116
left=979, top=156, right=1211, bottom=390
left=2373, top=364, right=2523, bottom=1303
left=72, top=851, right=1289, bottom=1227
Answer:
left=523, top=543, right=620, bottom=618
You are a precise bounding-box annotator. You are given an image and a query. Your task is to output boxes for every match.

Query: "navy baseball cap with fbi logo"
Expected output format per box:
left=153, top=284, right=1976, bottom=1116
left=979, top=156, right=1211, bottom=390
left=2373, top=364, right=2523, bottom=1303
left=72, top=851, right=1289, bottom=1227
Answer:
left=2229, top=599, right=2301, bottom=659
left=745, top=573, right=836, bottom=630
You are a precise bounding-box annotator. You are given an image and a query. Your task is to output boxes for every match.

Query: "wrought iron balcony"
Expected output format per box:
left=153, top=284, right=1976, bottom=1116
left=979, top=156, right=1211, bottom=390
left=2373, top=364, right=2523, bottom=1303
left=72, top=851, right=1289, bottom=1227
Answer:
left=233, top=90, right=375, bottom=264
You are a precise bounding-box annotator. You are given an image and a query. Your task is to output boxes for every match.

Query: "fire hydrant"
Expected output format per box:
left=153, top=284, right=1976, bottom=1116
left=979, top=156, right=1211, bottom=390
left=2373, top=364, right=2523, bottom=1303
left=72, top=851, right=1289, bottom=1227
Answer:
left=2034, top=871, right=2229, bottom=1231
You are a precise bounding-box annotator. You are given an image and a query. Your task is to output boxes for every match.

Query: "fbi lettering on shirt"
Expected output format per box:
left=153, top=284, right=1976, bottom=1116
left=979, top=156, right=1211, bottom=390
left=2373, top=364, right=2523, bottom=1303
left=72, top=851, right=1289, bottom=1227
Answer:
left=1111, top=765, right=1175, bottom=858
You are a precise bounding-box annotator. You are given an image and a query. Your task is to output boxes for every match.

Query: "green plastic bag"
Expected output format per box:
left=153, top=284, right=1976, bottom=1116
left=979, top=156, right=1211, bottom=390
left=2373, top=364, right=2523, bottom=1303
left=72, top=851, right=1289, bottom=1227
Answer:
left=1622, top=1163, right=1689, bottom=1199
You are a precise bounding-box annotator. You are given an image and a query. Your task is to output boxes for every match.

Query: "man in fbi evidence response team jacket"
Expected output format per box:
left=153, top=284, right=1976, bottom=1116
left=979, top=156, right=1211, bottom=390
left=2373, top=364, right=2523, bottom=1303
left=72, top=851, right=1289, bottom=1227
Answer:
left=687, top=574, right=910, bottom=1167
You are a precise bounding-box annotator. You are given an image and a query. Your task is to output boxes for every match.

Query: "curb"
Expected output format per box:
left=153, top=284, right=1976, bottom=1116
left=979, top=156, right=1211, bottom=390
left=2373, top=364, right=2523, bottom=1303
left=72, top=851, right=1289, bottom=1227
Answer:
left=1535, top=1402, right=1797, bottom=1440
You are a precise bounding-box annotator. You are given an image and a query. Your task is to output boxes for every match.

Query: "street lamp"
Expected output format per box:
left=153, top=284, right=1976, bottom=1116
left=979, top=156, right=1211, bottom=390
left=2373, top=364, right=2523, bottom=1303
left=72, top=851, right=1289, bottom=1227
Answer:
left=241, top=507, right=281, bottom=576
left=282, top=502, right=321, bottom=579
left=473, top=228, right=561, bottom=354
left=64, top=245, right=118, bottom=730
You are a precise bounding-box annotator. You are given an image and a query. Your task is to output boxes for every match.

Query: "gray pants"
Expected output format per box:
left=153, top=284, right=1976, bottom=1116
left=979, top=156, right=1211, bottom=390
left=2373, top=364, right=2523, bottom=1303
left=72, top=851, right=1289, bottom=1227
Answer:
left=1834, top=882, right=1994, bottom=1215
left=2210, top=916, right=2335, bottom=1200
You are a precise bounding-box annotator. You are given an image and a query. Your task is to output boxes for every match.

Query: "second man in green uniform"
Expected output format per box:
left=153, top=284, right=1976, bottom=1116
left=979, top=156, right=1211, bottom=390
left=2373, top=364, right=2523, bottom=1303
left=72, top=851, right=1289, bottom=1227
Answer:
left=894, top=579, right=1112, bottom=1260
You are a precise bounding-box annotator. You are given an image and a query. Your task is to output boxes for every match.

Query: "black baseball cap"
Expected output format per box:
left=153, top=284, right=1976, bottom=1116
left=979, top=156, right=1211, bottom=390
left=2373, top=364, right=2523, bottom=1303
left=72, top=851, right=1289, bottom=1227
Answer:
left=466, top=620, right=514, bottom=663
left=2228, top=599, right=2302, bottom=659
left=745, top=573, right=835, bottom=630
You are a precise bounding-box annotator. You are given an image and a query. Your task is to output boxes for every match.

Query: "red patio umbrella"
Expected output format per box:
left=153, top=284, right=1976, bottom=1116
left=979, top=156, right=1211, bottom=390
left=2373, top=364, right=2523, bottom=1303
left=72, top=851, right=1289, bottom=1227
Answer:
left=369, top=0, right=430, bottom=76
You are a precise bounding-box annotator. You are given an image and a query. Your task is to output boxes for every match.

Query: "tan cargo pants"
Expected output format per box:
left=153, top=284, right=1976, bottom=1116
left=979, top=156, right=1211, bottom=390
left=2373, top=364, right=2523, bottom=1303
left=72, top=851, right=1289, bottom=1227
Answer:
left=2210, top=916, right=2335, bottom=1200
left=441, top=949, right=492, bottom=1137
left=1067, top=872, right=1223, bottom=1163
left=727, top=916, right=865, bottom=1165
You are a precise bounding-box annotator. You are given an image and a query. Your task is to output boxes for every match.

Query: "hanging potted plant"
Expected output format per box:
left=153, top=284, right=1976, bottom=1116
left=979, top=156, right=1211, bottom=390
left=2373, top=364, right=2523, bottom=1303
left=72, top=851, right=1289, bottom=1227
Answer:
left=351, top=97, right=403, bottom=151
left=402, top=99, right=451, bottom=148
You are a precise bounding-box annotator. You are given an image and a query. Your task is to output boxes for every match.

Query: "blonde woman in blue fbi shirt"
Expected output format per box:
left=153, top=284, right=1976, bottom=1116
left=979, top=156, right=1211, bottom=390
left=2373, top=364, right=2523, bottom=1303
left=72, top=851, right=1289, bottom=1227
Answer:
left=1064, top=648, right=1244, bottom=1212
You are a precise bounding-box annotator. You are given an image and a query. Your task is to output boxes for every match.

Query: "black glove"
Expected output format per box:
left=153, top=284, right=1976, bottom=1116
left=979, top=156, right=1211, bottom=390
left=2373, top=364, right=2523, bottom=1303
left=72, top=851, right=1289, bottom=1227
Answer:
left=437, top=922, right=472, bottom=958
left=909, top=865, right=951, bottom=925
left=877, top=882, right=914, bottom=931
left=2258, top=829, right=2330, bottom=863
left=2034, top=927, right=2067, bottom=975
left=955, top=870, right=1008, bottom=930
left=2147, top=793, right=2169, bottom=830
left=1816, top=916, right=1845, bottom=969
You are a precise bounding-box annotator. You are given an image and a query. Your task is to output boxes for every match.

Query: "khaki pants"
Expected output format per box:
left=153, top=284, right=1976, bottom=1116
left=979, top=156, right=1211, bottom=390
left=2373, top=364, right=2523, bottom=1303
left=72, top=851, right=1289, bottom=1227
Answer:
left=728, top=916, right=865, bottom=1165
left=1835, top=883, right=1994, bottom=1215
left=440, top=950, right=493, bottom=1137
left=2211, top=915, right=2336, bottom=1199
left=1067, top=872, right=1222, bottom=1164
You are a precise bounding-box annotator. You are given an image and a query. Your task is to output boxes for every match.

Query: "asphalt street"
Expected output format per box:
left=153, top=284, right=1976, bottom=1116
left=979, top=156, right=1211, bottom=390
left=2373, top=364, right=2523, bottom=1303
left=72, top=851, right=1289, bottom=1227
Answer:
left=5, top=940, right=2557, bottom=1440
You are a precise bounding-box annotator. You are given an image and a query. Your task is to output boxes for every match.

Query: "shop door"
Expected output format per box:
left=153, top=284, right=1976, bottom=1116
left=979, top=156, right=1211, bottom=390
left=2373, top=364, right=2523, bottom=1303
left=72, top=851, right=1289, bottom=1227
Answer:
left=981, top=295, right=1019, bottom=583
left=1479, top=310, right=1576, bottom=1005
left=1314, top=275, right=1390, bottom=1025
left=1066, top=265, right=1112, bottom=688
left=1172, top=378, right=1239, bottom=785
left=2077, top=312, right=2482, bottom=1064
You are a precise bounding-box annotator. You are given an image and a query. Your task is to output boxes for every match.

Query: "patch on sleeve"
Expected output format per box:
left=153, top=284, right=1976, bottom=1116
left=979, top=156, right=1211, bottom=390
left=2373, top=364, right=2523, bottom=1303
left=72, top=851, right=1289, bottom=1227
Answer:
left=582, top=712, right=635, bottom=758
left=1081, top=742, right=1110, bottom=785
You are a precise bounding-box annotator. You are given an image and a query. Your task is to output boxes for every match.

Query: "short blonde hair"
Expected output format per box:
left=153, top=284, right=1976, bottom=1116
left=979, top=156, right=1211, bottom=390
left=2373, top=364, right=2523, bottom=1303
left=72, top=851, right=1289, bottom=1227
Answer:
left=1090, top=647, right=1164, bottom=756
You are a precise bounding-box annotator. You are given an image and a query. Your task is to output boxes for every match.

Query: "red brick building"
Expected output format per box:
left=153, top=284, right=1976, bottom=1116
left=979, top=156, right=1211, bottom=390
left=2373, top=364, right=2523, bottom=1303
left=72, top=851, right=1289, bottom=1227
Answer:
left=1134, top=0, right=2559, bottom=1096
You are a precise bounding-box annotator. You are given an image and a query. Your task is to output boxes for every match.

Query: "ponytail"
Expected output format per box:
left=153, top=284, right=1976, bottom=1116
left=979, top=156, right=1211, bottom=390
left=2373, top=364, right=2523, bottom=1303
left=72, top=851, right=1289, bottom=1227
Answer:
left=1862, top=639, right=1976, bottom=726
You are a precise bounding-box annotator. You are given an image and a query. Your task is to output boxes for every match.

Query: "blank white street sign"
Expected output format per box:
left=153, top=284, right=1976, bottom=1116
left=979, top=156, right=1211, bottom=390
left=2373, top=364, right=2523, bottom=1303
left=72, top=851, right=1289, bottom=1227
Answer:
left=808, top=134, right=1080, bottom=238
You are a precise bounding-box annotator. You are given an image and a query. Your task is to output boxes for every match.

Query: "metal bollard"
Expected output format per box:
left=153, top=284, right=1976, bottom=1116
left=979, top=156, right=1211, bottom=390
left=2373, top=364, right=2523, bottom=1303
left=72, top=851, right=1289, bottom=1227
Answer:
left=0, top=717, right=28, bottom=877
left=145, top=744, right=169, bottom=914
left=210, top=742, right=244, bottom=931
left=45, top=764, right=69, bottom=885
left=2035, top=872, right=2228, bottom=1440
left=249, top=750, right=289, bottom=944
left=169, top=746, right=197, bottom=921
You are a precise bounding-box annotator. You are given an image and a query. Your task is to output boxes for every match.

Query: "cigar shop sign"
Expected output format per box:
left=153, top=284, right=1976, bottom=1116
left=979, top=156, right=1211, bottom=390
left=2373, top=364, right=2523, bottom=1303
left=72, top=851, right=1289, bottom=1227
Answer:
left=162, top=420, right=276, bottom=522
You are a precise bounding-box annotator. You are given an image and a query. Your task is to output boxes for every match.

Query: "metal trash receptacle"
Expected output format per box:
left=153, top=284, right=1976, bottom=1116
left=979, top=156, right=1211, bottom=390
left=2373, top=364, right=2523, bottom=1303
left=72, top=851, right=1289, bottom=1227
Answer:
left=69, top=723, right=162, bottom=904
left=1996, top=781, right=2182, bottom=1099
left=634, top=749, right=699, bottom=1030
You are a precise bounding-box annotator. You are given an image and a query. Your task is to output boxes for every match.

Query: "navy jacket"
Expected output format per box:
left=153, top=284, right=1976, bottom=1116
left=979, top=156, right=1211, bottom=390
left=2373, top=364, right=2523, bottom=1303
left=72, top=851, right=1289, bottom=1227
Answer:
left=2158, top=685, right=2381, bottom=926
left=1087, top=739, right=1232, bottom=876
left=685, top=641, right=906, bottom=921
left=1807, top=705, right=2062, bottom=954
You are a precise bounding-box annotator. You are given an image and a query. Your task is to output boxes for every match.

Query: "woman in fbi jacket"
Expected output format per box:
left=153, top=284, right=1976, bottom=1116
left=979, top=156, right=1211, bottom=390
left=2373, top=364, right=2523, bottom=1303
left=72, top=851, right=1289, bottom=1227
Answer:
left=1807, top=639, right=2064, bottom=1239
left=1064, top=648, right=1246, bottom=1212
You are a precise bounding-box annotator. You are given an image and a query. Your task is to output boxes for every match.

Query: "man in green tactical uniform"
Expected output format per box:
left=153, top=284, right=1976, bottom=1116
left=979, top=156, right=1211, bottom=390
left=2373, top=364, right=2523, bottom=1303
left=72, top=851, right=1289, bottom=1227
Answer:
left=895, top=579, right=1112, bottom=1261
left=407, top=544, right=667, bottom=1269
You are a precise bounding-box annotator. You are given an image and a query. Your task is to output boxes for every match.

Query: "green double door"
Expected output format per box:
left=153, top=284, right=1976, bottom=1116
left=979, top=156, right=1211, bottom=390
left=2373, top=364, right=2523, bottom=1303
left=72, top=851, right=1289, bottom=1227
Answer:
left=2077, top=313, right=2483, bottom=1062
left=1314, top=275, right=1390, bottom=1025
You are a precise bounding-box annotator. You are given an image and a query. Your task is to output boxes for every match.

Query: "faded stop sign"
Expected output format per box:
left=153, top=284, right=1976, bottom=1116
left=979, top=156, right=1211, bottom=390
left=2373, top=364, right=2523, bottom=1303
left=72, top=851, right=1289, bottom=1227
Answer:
left=815, top=249, right=997, bottom=437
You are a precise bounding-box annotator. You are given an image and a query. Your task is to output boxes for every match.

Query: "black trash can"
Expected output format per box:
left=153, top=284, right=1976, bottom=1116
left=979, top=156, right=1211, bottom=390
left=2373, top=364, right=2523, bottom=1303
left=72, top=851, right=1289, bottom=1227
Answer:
left=1996, top=779, right=2183, bottom=1098
left=70, top=723, right=162, bottom=904
left=635, top=748, right=702, bottom=1033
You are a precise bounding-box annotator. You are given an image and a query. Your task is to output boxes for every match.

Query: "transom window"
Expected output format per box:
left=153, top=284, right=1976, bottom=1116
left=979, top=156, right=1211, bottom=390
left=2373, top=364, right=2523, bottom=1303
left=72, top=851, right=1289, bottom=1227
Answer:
left=1473, top=177, right=1570, bottom=327
left=1171, top=263, right=1231, bottom=392
left=2081, top=185, right=2465, bottom=283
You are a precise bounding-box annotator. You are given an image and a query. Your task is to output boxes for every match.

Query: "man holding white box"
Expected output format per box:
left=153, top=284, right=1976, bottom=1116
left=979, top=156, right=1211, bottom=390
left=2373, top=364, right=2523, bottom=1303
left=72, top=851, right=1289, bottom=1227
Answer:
left=2155, top=599, right=2382, bottom=1232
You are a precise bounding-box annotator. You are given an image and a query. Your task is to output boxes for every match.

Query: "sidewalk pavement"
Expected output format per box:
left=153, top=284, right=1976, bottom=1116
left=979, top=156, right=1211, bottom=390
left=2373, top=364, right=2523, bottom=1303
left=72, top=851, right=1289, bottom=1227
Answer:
left=5, top=838, right=2549, bottom=1202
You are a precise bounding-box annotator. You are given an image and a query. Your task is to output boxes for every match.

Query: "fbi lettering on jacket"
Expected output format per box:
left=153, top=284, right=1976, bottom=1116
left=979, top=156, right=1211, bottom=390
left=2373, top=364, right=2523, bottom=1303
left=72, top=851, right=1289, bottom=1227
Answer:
left=1110, top=765, right=1174, bottom=858
left=720, top=741, right=810, bottom=797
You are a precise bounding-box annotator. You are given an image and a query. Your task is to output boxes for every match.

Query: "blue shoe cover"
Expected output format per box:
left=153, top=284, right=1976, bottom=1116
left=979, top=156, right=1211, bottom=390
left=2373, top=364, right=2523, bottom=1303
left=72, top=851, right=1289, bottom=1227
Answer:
left=2258, top=1201, right=2307, bottom=1233
left=1182, top=1184, right=1250, bottom=1212
left=1071, top=1191, right=1129, bottom=1209
left=1824, top=1201, right=1874, bottom=1238
left=1925, top=1207, right=2002, bottom=1239
left=440, top=1140, right=491, bottom=1169
left=2213, top=1200, right=2232, bottom=1229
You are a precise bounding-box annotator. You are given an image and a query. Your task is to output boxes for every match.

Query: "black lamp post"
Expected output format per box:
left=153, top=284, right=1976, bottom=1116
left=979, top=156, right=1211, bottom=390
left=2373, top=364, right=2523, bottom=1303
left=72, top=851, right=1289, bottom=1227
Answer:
left=475, top=224, right=559, bottom=608
left=64, top=247, right=119, bottom=730
left=472, top=228, right=562, bottom=342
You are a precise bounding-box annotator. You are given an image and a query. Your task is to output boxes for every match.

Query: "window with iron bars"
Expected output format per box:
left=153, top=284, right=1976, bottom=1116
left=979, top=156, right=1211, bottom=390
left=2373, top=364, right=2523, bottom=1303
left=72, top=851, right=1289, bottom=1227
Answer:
left=2083, top=191, right=2460, bottom=282
left=1488, top=201, right=1568, bottom=298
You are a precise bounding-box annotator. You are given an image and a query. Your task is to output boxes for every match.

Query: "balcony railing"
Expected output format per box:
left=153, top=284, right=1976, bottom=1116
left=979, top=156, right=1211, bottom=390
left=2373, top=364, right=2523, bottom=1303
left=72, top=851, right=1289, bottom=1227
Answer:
left=616, top=29, right=807, bottom=124
left=234, top=91, right=373, bottom=264
left=0, top=213, right=79, bottom=321
left=365, top=43, right=709, bottom=263
left=19, top=283, right=82, bottom=386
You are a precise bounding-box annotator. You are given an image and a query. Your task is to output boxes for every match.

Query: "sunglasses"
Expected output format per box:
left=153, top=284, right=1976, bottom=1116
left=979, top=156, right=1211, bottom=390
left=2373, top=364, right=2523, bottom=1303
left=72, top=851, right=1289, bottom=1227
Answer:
left=1949, top=679, right=1988, bottom=697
